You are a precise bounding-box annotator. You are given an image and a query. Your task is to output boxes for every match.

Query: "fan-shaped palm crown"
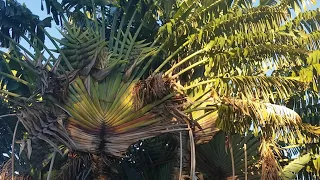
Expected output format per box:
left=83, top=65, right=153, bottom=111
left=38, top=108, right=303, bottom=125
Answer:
left=1, top=0, right=320, bottom=179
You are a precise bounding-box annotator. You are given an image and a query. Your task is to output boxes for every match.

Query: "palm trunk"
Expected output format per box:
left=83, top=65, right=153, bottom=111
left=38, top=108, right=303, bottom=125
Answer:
left=228, top=135, right=235, bottom=180
left=244, top=142, right=248, bottom=180
left=92, top=154, right=108, bottom=180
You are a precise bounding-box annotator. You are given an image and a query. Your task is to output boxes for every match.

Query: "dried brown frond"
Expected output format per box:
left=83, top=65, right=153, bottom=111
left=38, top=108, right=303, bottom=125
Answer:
left=24, top=55, right=69, bottom=103
left=222, top=98, right=302, bottom=126
left=151, top=94, right=187, bottom=123
left=133, top=74, right=172, bottom=110
left=0, top=159, right=31, bottom=180
left=216, top=97, right=310, bottom=144
left=226, top=176, right=239, bottom=180
left=95, top=47, right=110, bottom=69
left=133, top=73, right=189, bottom=124
left=193, top=111, right=219, bottom=144
left=260, top=139, right=281, bottom=180
left=17, top=102, right=76, bottom=152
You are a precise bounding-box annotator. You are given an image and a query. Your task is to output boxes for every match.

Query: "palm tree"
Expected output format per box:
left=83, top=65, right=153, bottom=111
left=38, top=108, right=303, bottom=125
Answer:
left=1, top=0, right=320, bottom=179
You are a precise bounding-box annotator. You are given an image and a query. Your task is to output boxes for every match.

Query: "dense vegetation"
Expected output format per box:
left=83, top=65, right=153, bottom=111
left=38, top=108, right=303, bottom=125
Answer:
left=1, top=0, right=320, bottom=179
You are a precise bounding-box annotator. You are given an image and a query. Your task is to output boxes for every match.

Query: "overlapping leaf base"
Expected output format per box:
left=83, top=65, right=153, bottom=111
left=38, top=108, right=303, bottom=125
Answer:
left=64, top=74, right=187, bottom=157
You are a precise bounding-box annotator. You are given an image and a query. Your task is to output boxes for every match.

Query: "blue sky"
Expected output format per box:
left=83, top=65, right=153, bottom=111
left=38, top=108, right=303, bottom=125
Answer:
left=17, top=0, right=62, bottom=54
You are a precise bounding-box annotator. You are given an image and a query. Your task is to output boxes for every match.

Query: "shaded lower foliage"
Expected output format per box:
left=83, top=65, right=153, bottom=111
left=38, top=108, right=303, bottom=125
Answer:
left=196, top=131, right=261, bottom=180
left=120, top=134, right=178, bottom=180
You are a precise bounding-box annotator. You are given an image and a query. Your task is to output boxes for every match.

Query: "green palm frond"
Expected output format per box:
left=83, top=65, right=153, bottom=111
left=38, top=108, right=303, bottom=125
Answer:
left=278, top=0, right=316, bottom=15
left=222, top=31, right=300, bottom=49
left=55, top=25, right=104, bottom=71
left=172, top=45, right=308, bottom=77
left=176, top=5, right=286, bottom=41
left=285, top=8, right=320, bottom=33
left=299, top=30, right=320, bottom=50
left=184, top=76, right=307, bottom=103
left=54, top=4, right=157, bottom=80
left=205, top=6, right=286, bottom=36
left=288, top=91, right=320, bottom=126
left=180, top=75, right=310, bottom=145
left=295, top=64, right=320, bottom=90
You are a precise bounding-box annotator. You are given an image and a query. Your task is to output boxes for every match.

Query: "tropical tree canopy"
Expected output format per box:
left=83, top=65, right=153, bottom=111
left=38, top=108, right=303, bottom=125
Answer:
left=1, top=0, right=320, bottom=179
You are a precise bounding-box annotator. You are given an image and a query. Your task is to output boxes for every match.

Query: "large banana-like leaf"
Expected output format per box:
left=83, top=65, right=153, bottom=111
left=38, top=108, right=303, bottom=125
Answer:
left=215, top=97, right=313, bottom=144
left=281, top=153, right=312, bottom=180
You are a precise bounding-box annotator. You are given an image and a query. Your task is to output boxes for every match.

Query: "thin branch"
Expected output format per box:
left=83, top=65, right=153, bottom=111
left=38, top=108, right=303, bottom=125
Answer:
left=179, top=132, right=183, bottom=180
left=0, top=114, right=16, bottom=119
left=164, top=49, right=205, bottom=76
left=229, top=135, right=235, bottom=180
left=21, top=35, right=42, bottom=58
left=47, top=151, right=57, bottom=180
left=0, top=89, right=26, bottom=100
left=22, top=34, right=58, bottom=64
left=153, top=39, right=191, bottom=75
left=182, top=79, right=218, bottom=90
left=83, top=166, right=92, bottom=180
left=11, top=119, right=20, bottom=180
left=101, top=6, right=106, bottom=40
left=0, top=72, right=31, bottom=86
left=172, top=58, right=209, bottom=79
left=109, top=9, right=119, bottom=49
left=188, top=124, right=196, bottom=179
left=137, top=38, right=170, bottom=79
left=0, top=50, right=37, bottom=74
left=244, top=136, right=248, bottom=180
left=40, top=27, right=73, bottom=71
left=0, top=32, right=36, bottom=60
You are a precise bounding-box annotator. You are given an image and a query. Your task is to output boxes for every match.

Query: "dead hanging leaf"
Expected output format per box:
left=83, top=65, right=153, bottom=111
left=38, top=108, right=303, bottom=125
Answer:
left=210, top=89, right=221, bottom=102
left=19, top=140, right=26, bottom=156
left=27, top=139, right=32, bottom=159
left=215, top=97, right=309, bottom=144
left=124, top=61, right=137, bottom=82
left=18, top=103, right=75, bottom=155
